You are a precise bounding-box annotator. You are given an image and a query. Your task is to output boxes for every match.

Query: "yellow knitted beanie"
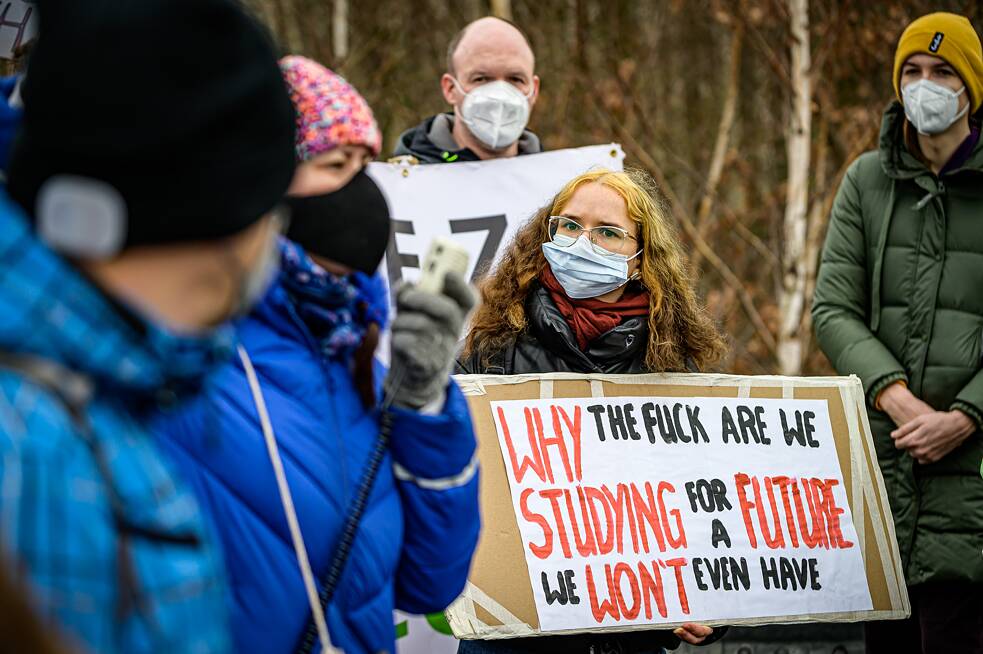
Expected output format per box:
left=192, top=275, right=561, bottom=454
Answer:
left=893, top=12, right=983, bottom=113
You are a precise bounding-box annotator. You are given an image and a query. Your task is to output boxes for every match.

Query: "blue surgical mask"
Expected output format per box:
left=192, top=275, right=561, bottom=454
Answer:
left=542, top=234, right=640, bottom=299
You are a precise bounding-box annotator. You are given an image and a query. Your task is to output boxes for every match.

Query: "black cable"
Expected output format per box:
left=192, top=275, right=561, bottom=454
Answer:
left=295, top=367, right=405, bottom=654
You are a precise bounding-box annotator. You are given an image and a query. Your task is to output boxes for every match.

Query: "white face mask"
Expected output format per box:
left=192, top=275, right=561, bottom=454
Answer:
left=902, top=79, right=969, bottom=135
left=541, top=233, right=640, bottom=300
left=452, top=78, right=532, bottom=150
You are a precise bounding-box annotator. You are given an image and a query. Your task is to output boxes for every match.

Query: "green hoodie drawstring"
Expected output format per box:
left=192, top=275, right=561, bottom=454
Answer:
left=914, top=181, right=945, bottom=210
left=869, top=180, right=896, bottom=333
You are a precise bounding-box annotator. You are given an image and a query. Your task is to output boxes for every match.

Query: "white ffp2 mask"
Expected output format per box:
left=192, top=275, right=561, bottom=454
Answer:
left=452, top=78, right=532, bottom=150
left=902, top=79, right=969, bottom=135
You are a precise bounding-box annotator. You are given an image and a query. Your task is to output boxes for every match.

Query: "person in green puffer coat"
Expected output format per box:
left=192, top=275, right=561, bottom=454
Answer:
left=812, top=12, right=983, bottom=654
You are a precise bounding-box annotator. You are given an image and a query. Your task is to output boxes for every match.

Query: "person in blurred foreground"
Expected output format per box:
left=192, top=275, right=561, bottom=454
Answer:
left=154, top=56, right=480, bottom=654
left=813, top=12, right=983, bottom=654
left=0, top=0, right=296, bottom=651
left=456, top=168, right=727, bottom=653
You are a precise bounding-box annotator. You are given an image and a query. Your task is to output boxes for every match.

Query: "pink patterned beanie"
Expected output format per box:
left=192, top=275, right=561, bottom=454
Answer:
left=279, top=55, right=382, bottom=161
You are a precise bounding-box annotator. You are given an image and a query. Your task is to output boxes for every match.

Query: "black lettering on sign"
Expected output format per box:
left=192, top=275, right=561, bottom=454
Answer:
left=542, top=569, right=580, bottom=605
left=623, top=403, right=642, bottom=440
left=450, top=215, right=507, bottom=282
left=711, top=518, right=732, bottom=548
left=641, top=402, right=659, bottom=444
left=685, top=479, right=731, bottom=513
left=658, top=404, right=677, bottom=443
left=385, top=214, right=507, bottom=293
left=607, top=404, right=629, bottom=440
left=759, top=557, right=822, bottom=591
left=587, top=404, right=607, bottom=441
left=566, top=569, right=581, bottom=604
left=687, top=405, right=710, bottom=443
left=780, top=409, right=820, bottom=448
left=735, top=405, right=771, bottom=444
left=385, top=220, right=419, bottom=292
left=673, top=404, right=691, bottom=443
left=692, top=557, right=751, bottom=591
left=721, top=406, right=739, bottom=444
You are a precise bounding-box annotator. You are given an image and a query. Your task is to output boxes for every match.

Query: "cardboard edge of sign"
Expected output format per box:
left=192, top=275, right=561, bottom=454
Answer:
left=446, top=372, right=912, bottom=640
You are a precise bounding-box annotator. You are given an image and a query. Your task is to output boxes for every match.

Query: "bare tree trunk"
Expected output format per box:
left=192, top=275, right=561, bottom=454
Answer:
left=691, top=25, right=743, bottom=271
left=333, top=0, right=349, bottom=61
left=490, top=0, right=512, bottom=21
left=799, top=112, right=828, bottom=370
left=777, top=0, right=811, bottom=376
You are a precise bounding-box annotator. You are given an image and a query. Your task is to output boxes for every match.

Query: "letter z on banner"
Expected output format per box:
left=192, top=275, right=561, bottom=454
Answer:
left=369, top=144, right=624, bottom=291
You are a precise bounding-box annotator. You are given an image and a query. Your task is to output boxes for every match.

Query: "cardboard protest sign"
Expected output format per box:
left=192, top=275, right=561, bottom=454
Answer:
left=447, top=373, right=909, bottom=639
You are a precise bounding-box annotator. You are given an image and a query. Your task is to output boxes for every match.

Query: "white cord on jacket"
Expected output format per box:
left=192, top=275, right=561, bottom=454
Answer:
left=238, top=345, right=341, bottom=654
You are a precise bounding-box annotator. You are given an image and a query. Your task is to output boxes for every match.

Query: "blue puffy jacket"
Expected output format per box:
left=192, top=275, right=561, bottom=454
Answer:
left=154, top=246, right=480, bottom=654
left=0, top=197, right=231, bottom=652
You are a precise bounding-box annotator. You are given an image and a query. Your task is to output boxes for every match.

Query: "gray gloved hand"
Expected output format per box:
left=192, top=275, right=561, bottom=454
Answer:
left=385, top=271, right=476, bottom=410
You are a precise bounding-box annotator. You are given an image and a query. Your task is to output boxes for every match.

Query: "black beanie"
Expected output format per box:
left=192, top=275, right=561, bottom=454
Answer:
left=7, top=0, right=297, bottom=255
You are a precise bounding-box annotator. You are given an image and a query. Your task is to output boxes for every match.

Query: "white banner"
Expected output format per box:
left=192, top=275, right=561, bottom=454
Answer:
left=381, top=145, right=625, bottom=653
left=491, top=395, right=872, bottom=632
left=0, top=0, right=35, bottom=60
left=369, top=144, right=625, bottom=291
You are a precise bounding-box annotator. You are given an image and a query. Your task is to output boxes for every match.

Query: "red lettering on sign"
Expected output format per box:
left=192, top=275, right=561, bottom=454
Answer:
left=540, top=488, right=572, bottom=558
left=585, top=563, right=621, bottom=622
left=614, top=562, right=642, bottom=620
left=631, top=481, right=667, bottom=553
left=519, top=488, right=553, bottom=559
left=551, top=404, right=583, bottom=482
left=498, top=407, right=545, bottom=484
left=586, top=486, right=615, bottom=555
left=736, top=473, right=854, bottom=550
left=658, top=481, right=687, bottom=549
left=638, top=559, right=668, bottom=619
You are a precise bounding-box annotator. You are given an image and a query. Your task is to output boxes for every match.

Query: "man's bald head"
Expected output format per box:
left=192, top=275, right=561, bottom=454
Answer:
left=439, top=16, right=540, bottom=158
left=446, top=16, right=535, bottom=77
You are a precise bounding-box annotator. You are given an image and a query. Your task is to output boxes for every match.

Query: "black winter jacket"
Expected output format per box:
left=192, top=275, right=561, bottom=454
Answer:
left=455, top=284, right=724, bottom=653
left=393, top=113, right=543, bottom=165
left=456, top=284, right=650, bottom=375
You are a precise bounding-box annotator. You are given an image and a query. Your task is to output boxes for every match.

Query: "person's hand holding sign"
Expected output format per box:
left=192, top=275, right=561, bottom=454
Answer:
left=673, top=623, right=714, bottom=645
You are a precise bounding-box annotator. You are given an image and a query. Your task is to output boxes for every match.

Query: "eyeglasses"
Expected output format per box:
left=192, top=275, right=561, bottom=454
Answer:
left=548, top=216, right=639, bottom=256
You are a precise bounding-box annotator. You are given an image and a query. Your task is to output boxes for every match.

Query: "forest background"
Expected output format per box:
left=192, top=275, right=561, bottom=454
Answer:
left=245, top=0, right=983, bottom=376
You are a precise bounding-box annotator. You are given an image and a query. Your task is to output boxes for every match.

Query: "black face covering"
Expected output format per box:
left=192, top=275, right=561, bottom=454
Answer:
left=284, top=169, right=392, bottom=274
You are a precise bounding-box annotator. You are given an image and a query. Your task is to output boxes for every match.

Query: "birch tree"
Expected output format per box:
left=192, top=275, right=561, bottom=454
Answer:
left=777, top=0, right=812, bottom=376
left=333, top=0, right=349, bottom=61
left=490, top=0, right=513, bottom=20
